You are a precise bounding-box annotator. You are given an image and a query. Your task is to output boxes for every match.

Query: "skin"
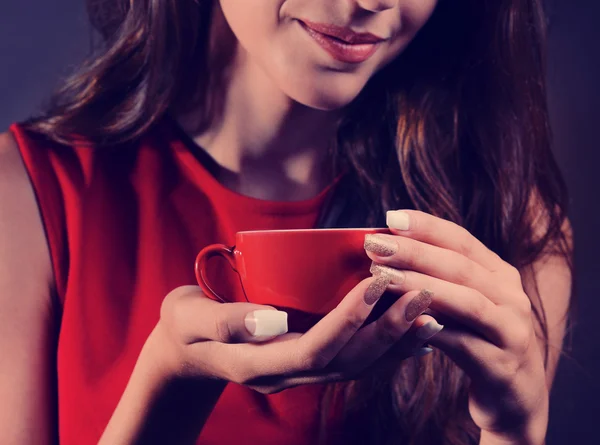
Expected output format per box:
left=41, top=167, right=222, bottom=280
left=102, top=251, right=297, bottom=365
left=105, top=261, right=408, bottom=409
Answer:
left=367, top=212, right=573, bottom=444
left=189, top=0, right=437, bottom=201
left=0, top=1, right=572, bottom=444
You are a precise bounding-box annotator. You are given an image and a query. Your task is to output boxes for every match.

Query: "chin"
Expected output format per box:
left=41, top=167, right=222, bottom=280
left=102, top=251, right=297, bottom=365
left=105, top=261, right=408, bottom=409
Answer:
left=282, top=76, right=367, bottom=111
left=296, top=92, right=357, bottom=111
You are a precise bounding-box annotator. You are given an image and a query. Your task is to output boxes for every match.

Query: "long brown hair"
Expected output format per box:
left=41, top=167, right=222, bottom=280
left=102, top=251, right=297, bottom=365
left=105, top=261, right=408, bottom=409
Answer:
left=25, top=0, right=574, bottom=444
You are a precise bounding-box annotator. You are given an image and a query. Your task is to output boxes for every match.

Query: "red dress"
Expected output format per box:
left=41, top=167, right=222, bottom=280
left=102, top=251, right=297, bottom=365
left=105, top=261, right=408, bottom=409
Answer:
left=10, top=118, right=343, bottom=445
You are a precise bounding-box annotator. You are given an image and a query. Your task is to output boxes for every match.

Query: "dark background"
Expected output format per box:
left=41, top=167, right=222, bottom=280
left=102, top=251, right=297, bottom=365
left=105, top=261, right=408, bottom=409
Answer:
left=1, top=1, right=598, bottom=443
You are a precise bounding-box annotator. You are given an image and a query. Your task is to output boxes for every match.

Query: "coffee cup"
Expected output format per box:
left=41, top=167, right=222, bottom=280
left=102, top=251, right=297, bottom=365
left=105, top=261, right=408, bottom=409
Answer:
left=195, top=228, right=390, bottom=332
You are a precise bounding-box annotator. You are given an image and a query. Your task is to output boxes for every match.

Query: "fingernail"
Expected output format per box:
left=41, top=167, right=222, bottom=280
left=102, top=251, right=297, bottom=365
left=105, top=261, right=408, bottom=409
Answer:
left=364, top=274, right=392, bottom=305
left=386, top=210, right=410, bottom=230
left=414, top=347, right=433, bottom=357
left=405, top=289, right=434, bottom=322
left=364, top=234, right=398, bottom=257
left=245, top=310, right=288, bottom=337
left=370, top=263, right=406, bottom=284
left=415, top=320, right=444, bottom=340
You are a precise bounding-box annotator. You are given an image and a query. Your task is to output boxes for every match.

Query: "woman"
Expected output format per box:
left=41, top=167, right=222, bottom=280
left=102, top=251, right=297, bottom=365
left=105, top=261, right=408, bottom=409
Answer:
left=0, top=0, right=573, bottom=444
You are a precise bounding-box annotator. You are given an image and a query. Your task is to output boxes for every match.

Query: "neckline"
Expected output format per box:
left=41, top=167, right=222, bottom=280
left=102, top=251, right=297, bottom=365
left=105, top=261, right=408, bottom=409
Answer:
left=162, top=115, right=343, bottom=215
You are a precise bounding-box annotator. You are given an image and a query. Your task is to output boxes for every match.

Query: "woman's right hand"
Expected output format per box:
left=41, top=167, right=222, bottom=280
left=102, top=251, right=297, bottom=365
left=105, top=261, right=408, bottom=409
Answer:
left=154, top=275, right=438, bottom=394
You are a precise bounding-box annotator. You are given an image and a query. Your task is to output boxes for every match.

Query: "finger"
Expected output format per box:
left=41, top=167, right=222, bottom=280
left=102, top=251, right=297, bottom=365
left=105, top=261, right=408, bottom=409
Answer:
left=256, top=313, right=440, bottom=393
left=364, top=233, right=499, bottom=298
left=381, top=313, right=440, bottom=359
left=212, top=275, right=392, bottom=379
left=162, top=286, right=289, bottom=344
left=371, top=263, right=506, bottom=346
left=292, top=274, right=392, bottom=371
left=404, top=313, right=439, bottom=352
left=332, top=289, right=437, bottom=372
left=427, top=325, right=504, bottom=382
left=385, top=210, right=506, bottom=273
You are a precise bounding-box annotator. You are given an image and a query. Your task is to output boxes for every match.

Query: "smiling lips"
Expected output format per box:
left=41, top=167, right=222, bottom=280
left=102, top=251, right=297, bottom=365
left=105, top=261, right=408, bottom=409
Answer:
left=298, top=19, right=387, bottom=64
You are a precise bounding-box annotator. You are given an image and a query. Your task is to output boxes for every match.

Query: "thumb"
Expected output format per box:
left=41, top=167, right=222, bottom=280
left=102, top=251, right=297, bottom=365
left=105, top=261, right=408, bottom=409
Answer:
left=240, top=306, right=289, bottom=342
left=163, top=286, right=289, bottom=344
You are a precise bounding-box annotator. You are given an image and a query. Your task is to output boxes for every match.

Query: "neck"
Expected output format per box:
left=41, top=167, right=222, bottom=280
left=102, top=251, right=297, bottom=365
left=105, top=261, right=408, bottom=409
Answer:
left=179, top=46, right=340, bottom=202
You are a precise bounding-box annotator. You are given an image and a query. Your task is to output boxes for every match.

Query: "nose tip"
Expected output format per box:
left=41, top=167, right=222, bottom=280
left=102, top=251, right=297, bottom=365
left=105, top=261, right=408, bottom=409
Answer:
left=356, top=0, right=398, bottom=12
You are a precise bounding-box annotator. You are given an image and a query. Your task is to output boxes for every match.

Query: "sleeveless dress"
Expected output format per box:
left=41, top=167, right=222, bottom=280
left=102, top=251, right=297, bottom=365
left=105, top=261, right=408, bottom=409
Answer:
left=9, top=118, right=345, bottom=445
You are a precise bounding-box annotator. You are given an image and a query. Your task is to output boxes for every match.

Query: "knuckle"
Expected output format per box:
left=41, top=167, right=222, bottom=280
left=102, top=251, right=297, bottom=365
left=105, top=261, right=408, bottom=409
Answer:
left=341, top=309, right=367, bottom=332
left=224, top=356, right=260, bottom=386
left=508, top=324, right=533, bottom=355
left=452, top=336, right=472, bottom=360
left=213, top=309, right=234, bottom=343
left=495, top=352, right=522, bottom=382
left=298, top=347, right=331, bottom=371
left=401, top=242, right=422, bottom=269
left=159, top=297, right=174, bottom=325
left=160, top=289, right=179, bottom=322
left=377, top=310, right=406, bottom=345
left=506, top=264, right=523, bottom=285
left=457, top=228, right=476, bottom=257
left=307, top=351, right=330, bottom=371
left=454, top=259, right=476, bottom=285
left=160, top=286, right=201, bottom=324
left=159, top=292, right=188, bottom=340
left=517, top=294, right=533, bottom=317
left=468, top=294, right=490, bottom=322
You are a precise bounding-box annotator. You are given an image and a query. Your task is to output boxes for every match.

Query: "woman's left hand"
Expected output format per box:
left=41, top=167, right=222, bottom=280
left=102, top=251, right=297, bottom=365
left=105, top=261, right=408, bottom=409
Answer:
left=364, top=210, right=549, bottom=445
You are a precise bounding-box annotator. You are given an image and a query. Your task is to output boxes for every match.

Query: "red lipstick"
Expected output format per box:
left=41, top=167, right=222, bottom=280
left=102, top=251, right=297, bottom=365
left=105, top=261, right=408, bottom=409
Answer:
left=298, top=19, right=386, bottom=64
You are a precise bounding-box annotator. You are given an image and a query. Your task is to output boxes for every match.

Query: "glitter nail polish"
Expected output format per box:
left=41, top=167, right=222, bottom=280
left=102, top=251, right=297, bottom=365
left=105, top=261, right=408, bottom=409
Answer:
left=370, top=263, right=407, bottom=284
left=364, top=234, right=398, bottom=257
left=405, top=289, right=434, bottom=322
left=364, top=274, right=392, bottom=305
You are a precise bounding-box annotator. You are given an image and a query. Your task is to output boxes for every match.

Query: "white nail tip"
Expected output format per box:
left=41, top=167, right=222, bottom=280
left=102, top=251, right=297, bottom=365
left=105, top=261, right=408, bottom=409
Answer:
left=415, top=320, right=444, bottom=340
left=415, top=347, right=433, bottom=357
left=245, top=310, right=288, bottom=337
left=386, top=211, right=410, bottom=231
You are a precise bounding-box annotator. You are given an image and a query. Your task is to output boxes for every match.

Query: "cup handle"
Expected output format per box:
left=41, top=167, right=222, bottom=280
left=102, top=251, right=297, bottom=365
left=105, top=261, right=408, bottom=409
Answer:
left=195, top=244, right=237, bottom=303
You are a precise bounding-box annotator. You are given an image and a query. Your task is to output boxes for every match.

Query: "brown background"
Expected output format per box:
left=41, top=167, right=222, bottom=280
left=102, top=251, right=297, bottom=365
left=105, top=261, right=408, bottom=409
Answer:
left=1, top=1, right=598, bottom=442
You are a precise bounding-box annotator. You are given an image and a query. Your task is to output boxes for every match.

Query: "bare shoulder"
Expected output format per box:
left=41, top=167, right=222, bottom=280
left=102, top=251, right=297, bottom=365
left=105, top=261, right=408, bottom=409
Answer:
left=0, top=128, right=54, bottom=304
left=0, top=130, right=19, bottom=158
left=0, top=130, right=56, bottom=443
left=0, top=129, right=52, bottom=271
left=0, top=130, right=32, bottom=188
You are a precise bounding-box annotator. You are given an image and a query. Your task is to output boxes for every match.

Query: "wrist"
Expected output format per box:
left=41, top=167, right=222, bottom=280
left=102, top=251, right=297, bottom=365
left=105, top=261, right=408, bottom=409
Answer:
left=479, top=386, right=549, bottom=445
left=99, top=324, right=227, bottom=445
left=134, top=324, right=229, bottom=441
left=479, top=410, right=548, bottom=445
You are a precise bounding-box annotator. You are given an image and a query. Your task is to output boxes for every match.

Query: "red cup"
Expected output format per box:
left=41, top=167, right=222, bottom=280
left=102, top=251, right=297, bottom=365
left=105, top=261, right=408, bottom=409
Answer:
left=195, top=228, right=390, bottom=332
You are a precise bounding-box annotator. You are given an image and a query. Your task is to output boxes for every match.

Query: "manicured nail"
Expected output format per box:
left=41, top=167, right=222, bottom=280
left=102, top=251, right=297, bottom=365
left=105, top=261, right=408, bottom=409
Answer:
left=405, top=289, right=434, bottom=322
left=370, top=263, right=406, bottom=284
left=386, top=210, right=410, bottom=230
left=364, top=274, right=392, bottom=305
left=244, top=310, right=288, bottom=337
left=415, top=320, right=444, bottom=340
left=414, top=347, right=433, bottom=357
left=364, top=234, right=398, bottom=257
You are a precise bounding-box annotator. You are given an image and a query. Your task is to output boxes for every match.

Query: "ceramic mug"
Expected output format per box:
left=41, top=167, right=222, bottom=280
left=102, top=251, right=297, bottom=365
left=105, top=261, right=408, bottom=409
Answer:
left=195, top=228, right=390, bottom=332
